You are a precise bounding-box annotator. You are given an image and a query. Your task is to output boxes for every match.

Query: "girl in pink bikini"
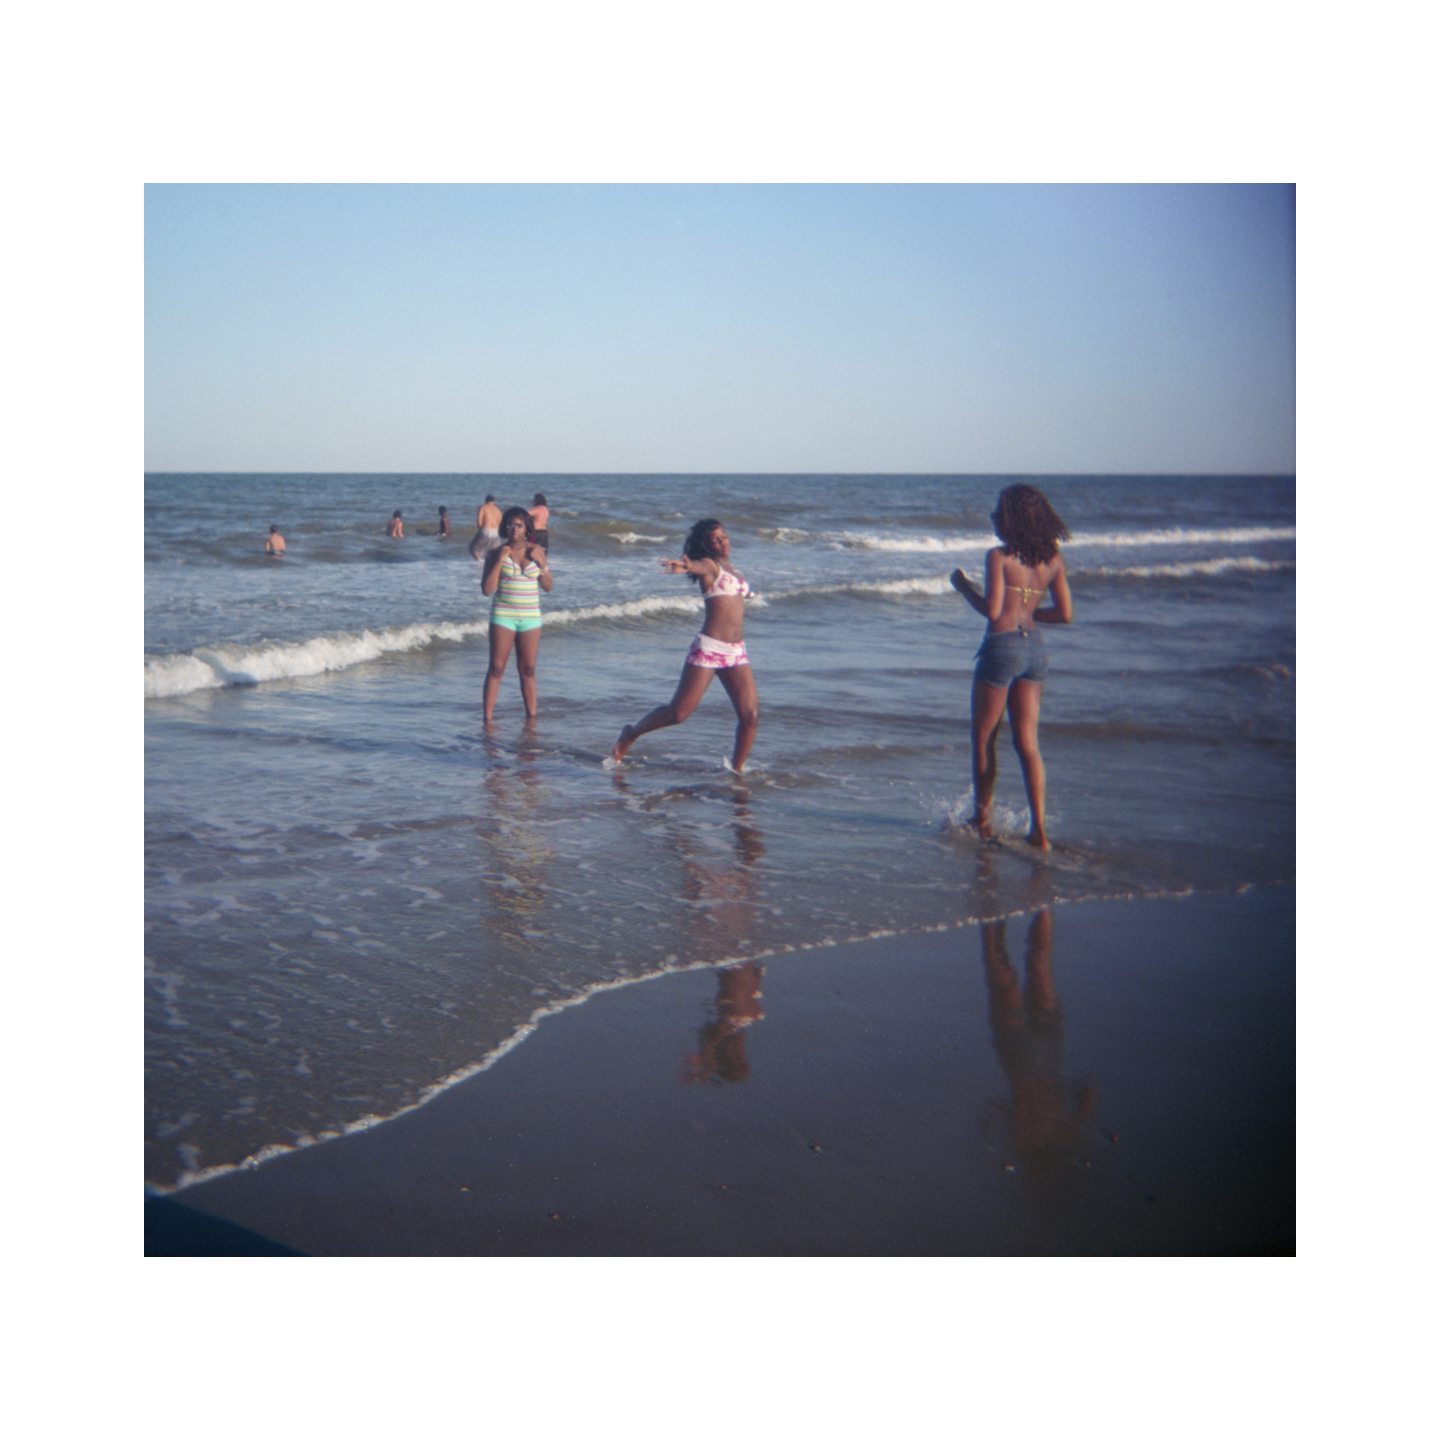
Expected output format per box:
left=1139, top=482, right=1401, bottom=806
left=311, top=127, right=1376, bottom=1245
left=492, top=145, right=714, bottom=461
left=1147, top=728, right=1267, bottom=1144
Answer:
left=612, top=518, right=759, bottom=773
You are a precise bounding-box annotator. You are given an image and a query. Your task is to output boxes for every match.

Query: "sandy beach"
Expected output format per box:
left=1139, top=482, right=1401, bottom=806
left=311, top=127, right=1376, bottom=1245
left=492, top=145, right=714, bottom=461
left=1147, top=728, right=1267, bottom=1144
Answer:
left=147, top=884, right=1293, bottom=1256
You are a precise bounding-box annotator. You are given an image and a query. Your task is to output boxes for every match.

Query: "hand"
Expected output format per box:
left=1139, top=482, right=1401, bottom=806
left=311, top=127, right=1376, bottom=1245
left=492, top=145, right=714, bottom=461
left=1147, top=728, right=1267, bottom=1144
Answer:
left=950, top=568, right=973, bottom=593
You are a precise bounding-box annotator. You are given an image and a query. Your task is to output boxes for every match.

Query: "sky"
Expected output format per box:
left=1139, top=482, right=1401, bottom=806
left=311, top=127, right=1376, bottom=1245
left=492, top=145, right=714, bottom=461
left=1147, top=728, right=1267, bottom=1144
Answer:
left=146, top=183, right=1294, bottom=473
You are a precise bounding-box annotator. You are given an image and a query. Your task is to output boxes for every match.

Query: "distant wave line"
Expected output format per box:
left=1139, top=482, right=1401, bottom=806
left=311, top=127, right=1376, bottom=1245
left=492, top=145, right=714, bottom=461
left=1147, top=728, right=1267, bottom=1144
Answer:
left=144, top=593, right=714, bottom=698
left=790, top=554, right=1294, bottom=599
left=1084, top=556, right=1295, bottom=580
left=813, top=524, right=1295, bottom=554
left=145, top=556, right=1287, bottom=698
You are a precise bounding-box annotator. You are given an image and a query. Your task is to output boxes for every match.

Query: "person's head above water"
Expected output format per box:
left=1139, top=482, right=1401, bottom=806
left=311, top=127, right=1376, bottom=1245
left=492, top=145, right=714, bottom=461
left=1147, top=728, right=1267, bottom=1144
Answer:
left=269, top=525, right=281, bottom=534
left=393, top=510, right=402, bottom=519
left=991, top=485, right=1070, bottom=568
left=532, top=493, right=547, bottom=508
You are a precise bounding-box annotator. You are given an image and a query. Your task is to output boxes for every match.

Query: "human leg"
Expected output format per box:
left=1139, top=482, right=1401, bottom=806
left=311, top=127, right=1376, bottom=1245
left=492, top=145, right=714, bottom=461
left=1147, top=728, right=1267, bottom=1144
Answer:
left=514, top=626, right=541, bottom=717
left=970, top=676, right=1010, bottom=835
left=484, top=623, right=516, bottom=721
left=715, top=664, right=759, bottom=772
left=613, top=663, right=714, bottom=761
left=1007, top=679, right=1049, bottom=848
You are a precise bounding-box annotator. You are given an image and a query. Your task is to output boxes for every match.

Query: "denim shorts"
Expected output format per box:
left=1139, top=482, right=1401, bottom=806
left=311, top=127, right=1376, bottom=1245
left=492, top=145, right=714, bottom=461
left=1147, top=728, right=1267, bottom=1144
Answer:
left=973, top=628, right=1048, bottom=688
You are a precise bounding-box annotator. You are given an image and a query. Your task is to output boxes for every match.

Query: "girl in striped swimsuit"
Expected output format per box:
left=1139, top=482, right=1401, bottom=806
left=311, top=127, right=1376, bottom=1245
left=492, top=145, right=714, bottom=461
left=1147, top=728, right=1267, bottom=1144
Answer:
left=480, top=506, right=553, bottom=721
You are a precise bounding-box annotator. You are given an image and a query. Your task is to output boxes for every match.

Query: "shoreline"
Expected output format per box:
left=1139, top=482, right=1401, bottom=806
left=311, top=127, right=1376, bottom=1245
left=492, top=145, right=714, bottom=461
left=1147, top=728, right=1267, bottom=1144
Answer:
left=147, top=884, right=1294, bottom=1256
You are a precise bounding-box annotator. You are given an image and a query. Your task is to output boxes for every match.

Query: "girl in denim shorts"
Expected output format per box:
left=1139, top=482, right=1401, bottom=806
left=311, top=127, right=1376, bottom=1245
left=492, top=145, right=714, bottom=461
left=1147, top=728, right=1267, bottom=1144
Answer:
left=949, top=485, right=1073, bottom=850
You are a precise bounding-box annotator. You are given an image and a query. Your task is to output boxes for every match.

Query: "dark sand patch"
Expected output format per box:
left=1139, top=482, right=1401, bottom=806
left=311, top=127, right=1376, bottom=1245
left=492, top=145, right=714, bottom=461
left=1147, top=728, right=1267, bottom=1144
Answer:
left=148, top=886, right=1293, bottom=1256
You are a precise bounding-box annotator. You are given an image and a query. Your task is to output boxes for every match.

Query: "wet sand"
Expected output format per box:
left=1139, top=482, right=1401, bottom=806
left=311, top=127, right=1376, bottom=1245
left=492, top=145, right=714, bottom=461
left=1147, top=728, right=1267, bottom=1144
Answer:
left=146, top=885, right=1294, bottom=1256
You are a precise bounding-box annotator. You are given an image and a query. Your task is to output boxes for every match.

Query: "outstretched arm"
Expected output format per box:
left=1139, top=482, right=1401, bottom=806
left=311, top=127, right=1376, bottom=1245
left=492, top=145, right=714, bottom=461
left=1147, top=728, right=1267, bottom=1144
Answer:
left=661, top=555, right=716, bottom=583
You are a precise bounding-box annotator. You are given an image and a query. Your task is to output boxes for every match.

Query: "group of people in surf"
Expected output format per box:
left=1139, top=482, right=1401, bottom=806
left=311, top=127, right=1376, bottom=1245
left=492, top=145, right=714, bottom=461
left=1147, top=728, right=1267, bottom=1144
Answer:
left=482, top=483, right=1073, bottom=851
left=265, top=493, right=552, bottom=550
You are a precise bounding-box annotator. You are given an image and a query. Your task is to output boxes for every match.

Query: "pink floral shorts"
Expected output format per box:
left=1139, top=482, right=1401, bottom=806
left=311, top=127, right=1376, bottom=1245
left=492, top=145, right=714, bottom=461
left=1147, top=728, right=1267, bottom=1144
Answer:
left=685, top=633, right=750, bottom=669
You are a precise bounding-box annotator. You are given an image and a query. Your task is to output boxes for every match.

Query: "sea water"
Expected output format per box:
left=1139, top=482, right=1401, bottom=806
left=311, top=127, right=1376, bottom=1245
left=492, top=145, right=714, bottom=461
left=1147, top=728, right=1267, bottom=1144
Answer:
left=145, top=473, right=1294, bottom=1191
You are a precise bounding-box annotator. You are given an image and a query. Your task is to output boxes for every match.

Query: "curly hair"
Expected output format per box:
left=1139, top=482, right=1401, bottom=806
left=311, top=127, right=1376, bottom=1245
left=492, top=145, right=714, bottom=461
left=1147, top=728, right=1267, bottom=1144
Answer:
left=992, top=485, right=1070, bottom=567
left=681, top=518, right=725, bottom=585
left=499, top=505, right=534, bottom=540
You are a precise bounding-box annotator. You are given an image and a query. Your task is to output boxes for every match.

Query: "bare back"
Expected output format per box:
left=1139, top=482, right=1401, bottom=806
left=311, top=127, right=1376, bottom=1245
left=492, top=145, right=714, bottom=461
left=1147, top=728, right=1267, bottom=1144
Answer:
left=984, top=547, right=1070, bottom=632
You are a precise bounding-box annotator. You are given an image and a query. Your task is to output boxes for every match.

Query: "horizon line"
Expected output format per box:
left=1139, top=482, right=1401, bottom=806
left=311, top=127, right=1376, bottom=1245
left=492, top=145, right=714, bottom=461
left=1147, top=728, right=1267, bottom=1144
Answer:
left=144, top=469, right=1298, bottom=479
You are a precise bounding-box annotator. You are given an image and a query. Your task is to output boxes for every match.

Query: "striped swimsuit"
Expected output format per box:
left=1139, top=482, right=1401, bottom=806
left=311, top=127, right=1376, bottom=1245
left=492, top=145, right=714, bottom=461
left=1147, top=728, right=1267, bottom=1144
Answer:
left=490, top=554, right=543, bottom=631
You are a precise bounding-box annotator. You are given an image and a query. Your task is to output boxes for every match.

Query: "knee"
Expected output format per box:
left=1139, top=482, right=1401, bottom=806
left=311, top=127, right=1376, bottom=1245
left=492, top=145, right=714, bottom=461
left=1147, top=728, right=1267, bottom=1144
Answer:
left=518, top=661, right=537, bottom=679
left=1012, top=733, right=1041, bottom=761
left=738, top=701, right=759, bottom=728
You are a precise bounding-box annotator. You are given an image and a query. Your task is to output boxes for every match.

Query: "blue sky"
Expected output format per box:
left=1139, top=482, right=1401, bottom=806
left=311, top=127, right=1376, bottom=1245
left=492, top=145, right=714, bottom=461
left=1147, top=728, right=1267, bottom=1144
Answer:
left=145, top=184, right=1294, bottom=473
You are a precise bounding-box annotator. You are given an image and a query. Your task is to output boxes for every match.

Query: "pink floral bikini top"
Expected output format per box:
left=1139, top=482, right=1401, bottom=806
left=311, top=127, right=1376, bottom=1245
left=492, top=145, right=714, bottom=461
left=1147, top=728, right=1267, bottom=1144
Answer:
left=701, top=566, right=753, bottom=599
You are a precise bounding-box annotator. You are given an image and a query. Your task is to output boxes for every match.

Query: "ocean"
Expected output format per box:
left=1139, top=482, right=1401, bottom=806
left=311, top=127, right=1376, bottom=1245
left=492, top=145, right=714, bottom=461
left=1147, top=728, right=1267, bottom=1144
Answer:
left=145, top=473, right=1295, bottom=1193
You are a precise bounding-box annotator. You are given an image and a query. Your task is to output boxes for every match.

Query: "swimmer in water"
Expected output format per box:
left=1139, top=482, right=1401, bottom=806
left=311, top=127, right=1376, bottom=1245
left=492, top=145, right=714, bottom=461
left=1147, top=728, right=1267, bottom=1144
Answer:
left=265, top=525, right=285, bottom=555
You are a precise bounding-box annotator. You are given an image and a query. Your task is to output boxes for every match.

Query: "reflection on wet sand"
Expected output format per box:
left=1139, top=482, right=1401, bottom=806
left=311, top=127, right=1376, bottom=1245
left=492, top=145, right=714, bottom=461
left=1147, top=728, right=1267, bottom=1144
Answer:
left=667, top=783, right=768, bottom=1083
left=475, top=727, right=553, bottom=945
left=981, top=905, right=1099, bottom=1187
left=685, top=962, right=765, bottom=1084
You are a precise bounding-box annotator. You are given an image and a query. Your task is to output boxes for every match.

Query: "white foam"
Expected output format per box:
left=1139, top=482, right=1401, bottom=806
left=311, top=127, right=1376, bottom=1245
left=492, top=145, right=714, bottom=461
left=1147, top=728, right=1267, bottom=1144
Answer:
left=822, top=524, right=1295, bottom=554
left=145, top=593, right=716, bottom=698
left=145, top=620, right=487, bottom=698
left=1067, top=524, right=1295, bottom=550
left=847, top=576, right=955, bottom=596
left=1081, top=556, right=1296, bottom=580
left=827, top=530, right=994, bottom=553
left=612, top=532, right=669, bottom=544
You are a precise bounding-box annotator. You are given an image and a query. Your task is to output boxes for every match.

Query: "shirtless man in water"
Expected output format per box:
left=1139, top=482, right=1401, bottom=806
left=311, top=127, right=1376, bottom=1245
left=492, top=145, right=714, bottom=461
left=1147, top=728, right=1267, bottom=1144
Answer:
left=387, top=510, right=404, bottom=538
left=266, top=525, right=286, bottom=555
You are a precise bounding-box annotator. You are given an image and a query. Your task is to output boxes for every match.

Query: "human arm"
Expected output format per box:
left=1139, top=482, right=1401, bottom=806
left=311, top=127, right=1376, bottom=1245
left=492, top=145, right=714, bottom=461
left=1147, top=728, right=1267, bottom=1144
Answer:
left=1032, top=559, right=1073, bottom=625
left=949, top=566, right=990, bottom=618
left=528, top=544, right=554, bottom=592
left=481, top=543, right=507, bottom=595
left=661, top=555, right=717, bottom=584
left=951, top=549, right=1006, bottom=621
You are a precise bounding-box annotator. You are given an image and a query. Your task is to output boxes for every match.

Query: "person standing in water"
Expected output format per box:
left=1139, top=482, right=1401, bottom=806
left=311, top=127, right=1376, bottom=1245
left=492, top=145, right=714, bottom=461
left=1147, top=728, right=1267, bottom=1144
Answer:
left=475, top=495, right=502, bottom=553
left=437, top=506, right=452, bottom=538
left=480, top=506, right=553, bottom=721
left=950, top=484, right=1073, bottom=849
left=265, top=525, right=285, bottom=556
left=387, top=510, right=404, bottom=539
left=612, top=518, right=759, bottom=773
left=528, top=493, right=550, bottom=552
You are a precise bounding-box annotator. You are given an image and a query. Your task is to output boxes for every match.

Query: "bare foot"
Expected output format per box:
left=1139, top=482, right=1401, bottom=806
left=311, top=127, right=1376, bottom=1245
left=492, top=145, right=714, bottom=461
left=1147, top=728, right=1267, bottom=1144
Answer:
left=1025, top=831, right=1051, bottom=851
left=612, top=724, right=636, bottom=763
